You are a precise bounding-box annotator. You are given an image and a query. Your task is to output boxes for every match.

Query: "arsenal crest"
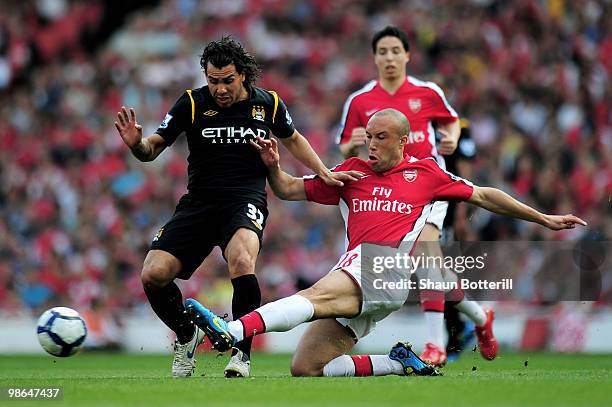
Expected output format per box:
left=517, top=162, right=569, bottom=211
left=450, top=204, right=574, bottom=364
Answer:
left=408, top=98, right=421, bottom=113
left=403, top=169, right=418, bottom=182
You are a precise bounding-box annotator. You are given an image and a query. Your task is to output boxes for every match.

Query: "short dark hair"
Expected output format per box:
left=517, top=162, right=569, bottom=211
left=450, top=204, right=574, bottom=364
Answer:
left=371, top=26, right=410, bottom=53
left=200, top=36, right=261, bottom=88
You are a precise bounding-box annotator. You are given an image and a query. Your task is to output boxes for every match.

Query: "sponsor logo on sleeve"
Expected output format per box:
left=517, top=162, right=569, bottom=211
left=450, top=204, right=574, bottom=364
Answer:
left=160, top=114, right=172, bottom=129
left=152, top=227, right=164, bottom=242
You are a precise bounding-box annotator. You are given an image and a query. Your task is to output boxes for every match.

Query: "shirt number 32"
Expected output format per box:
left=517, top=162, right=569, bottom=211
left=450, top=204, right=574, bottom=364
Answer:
left=246, top=203, right=264, bottom=229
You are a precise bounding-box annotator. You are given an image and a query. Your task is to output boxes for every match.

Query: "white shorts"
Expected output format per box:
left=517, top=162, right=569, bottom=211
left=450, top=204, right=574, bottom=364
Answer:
left=426, top=200, right=448, bottom=231
left=331, top=245, right=413, bottom=340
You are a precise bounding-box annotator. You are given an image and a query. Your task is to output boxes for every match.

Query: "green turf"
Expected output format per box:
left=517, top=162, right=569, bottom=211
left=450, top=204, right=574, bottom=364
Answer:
left=0, top=352, right=611, bottom=407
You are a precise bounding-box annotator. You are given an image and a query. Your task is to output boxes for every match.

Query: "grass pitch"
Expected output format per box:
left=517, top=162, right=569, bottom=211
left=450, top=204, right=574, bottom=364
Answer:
left=1, top=351, right=611, bottom=407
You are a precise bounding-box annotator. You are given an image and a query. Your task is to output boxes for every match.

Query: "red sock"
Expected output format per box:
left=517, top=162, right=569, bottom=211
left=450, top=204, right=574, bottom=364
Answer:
left=351, top=355, right=373, bottom=376
left=445, top=288, right=465, bottom=306
left=420, top=290, right=445, bottom=312
left=238, top=311, right=266, bottom=339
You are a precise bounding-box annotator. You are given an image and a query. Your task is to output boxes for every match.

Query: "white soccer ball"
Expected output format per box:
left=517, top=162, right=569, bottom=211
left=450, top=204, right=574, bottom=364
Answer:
left=36, top=307, right=87, bottom=357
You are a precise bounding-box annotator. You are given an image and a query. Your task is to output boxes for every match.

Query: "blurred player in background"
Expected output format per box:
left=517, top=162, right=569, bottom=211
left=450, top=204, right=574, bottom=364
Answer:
left=336, top=26, right=492, bottom=366
left=439, top=119, right=478, bottom=360
left=114, top=37, right=355, bottom=378
left=186, top=109, right=586, bottom=377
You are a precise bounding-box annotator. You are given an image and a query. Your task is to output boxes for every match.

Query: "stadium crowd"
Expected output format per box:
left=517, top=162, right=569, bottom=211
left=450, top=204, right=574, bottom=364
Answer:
left=0, top=0, right=610, bottom=337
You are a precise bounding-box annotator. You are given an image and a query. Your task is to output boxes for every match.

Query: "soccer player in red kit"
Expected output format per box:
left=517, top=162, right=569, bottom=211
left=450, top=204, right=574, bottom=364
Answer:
left=185, top=109, right=586, bottom=377
left=337, top=26, right=484, bottom=365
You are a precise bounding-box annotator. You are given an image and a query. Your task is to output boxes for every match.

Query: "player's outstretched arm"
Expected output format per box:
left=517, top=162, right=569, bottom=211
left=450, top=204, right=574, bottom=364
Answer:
left=468, top=186, right=587, bottom=230
left=115, top=106, right=166, bottom=162
left=280, top=131, right=360, bottom=187
left=250, top=136, right=307, bottom=201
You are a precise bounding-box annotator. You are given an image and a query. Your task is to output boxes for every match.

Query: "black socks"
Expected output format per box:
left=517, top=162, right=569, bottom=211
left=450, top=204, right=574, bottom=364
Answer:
left=144, top=281, right=195, bottom=344
left=231, top=274, right=261, bottom=357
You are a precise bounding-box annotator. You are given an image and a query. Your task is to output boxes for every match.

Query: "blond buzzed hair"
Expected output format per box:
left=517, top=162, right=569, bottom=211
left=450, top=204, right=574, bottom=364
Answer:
left=370, top=108, right=410, bottom=137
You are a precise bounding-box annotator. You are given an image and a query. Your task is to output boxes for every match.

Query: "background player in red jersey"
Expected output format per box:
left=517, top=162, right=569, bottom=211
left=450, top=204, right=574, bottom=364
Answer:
left=185, top=109, right=586, bottom=377
left=337, top=26, right=486, bottom=365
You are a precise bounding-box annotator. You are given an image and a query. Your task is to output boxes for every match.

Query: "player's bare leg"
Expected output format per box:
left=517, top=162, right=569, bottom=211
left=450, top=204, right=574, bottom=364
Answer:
left=223, top=228, right=261, bottom=377
left=185, top=270, right=361, bottom=352
left=186, top=270, right=440, bottom=377
left=303, top=270, right=362, bottom=318
left=141, top=250, right=204, bottom=377
left=291, top=319, right=356, bottom=376
left=290, top=319, right=439, bottom=377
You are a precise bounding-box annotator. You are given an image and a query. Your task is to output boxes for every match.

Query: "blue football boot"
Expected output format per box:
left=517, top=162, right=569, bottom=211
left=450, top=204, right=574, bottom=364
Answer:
left=389, top=342, right=442, bottom=376
left=185, top=298, right=236, bottom=352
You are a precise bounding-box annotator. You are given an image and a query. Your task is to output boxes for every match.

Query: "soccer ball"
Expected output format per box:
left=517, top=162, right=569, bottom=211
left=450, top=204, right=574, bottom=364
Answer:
left=36, top=307, right=87, bottom=357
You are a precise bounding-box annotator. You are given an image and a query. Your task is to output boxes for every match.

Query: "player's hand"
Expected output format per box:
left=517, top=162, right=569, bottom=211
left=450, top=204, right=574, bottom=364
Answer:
left=115, top=106, right=143, bottom=149
left=350, top=127, right=367, bottom=148
left=542, top=214, right=587, bottom=231
left=250, top=136, right=280, bottom=168
left=319, top=170, right=364, bottom=187
left=438, top=128, right=458, bottom=155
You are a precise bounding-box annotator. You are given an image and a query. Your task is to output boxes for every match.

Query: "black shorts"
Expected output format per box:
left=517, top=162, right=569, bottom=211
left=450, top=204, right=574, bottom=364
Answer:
left=150, top=194, right=268, bottom=279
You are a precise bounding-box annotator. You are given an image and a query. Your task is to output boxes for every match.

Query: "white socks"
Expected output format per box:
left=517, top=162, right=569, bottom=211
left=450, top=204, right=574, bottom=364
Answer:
left=370, top=355, right=405, bottom=375
left=454, top=300, right=487, bottom=326
left=228, top=294, right=315, bottom=342
left=424, top=311, right=445, bottom=348
left=323, top=354, right=404, bottom=377
left=323, top=355, right=355, bottom=376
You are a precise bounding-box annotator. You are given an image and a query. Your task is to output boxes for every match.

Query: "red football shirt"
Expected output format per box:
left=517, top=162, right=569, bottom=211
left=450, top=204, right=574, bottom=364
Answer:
left=303, top=157, right=474, bottom=251
left=337, top=76, right=459, bottom=160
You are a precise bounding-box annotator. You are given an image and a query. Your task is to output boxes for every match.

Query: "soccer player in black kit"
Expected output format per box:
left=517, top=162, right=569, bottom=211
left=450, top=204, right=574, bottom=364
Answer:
left=439, top=119, right=478, bottom=360
left=114, top=37, right=358, bottom=378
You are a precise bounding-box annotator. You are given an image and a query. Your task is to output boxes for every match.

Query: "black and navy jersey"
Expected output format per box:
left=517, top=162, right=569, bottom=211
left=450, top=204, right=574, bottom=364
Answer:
left=155, top=86, right=295, bottom=199
left=443, top=121, right=476, bottom=174
left=442, top=119, right=476, bottom=229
